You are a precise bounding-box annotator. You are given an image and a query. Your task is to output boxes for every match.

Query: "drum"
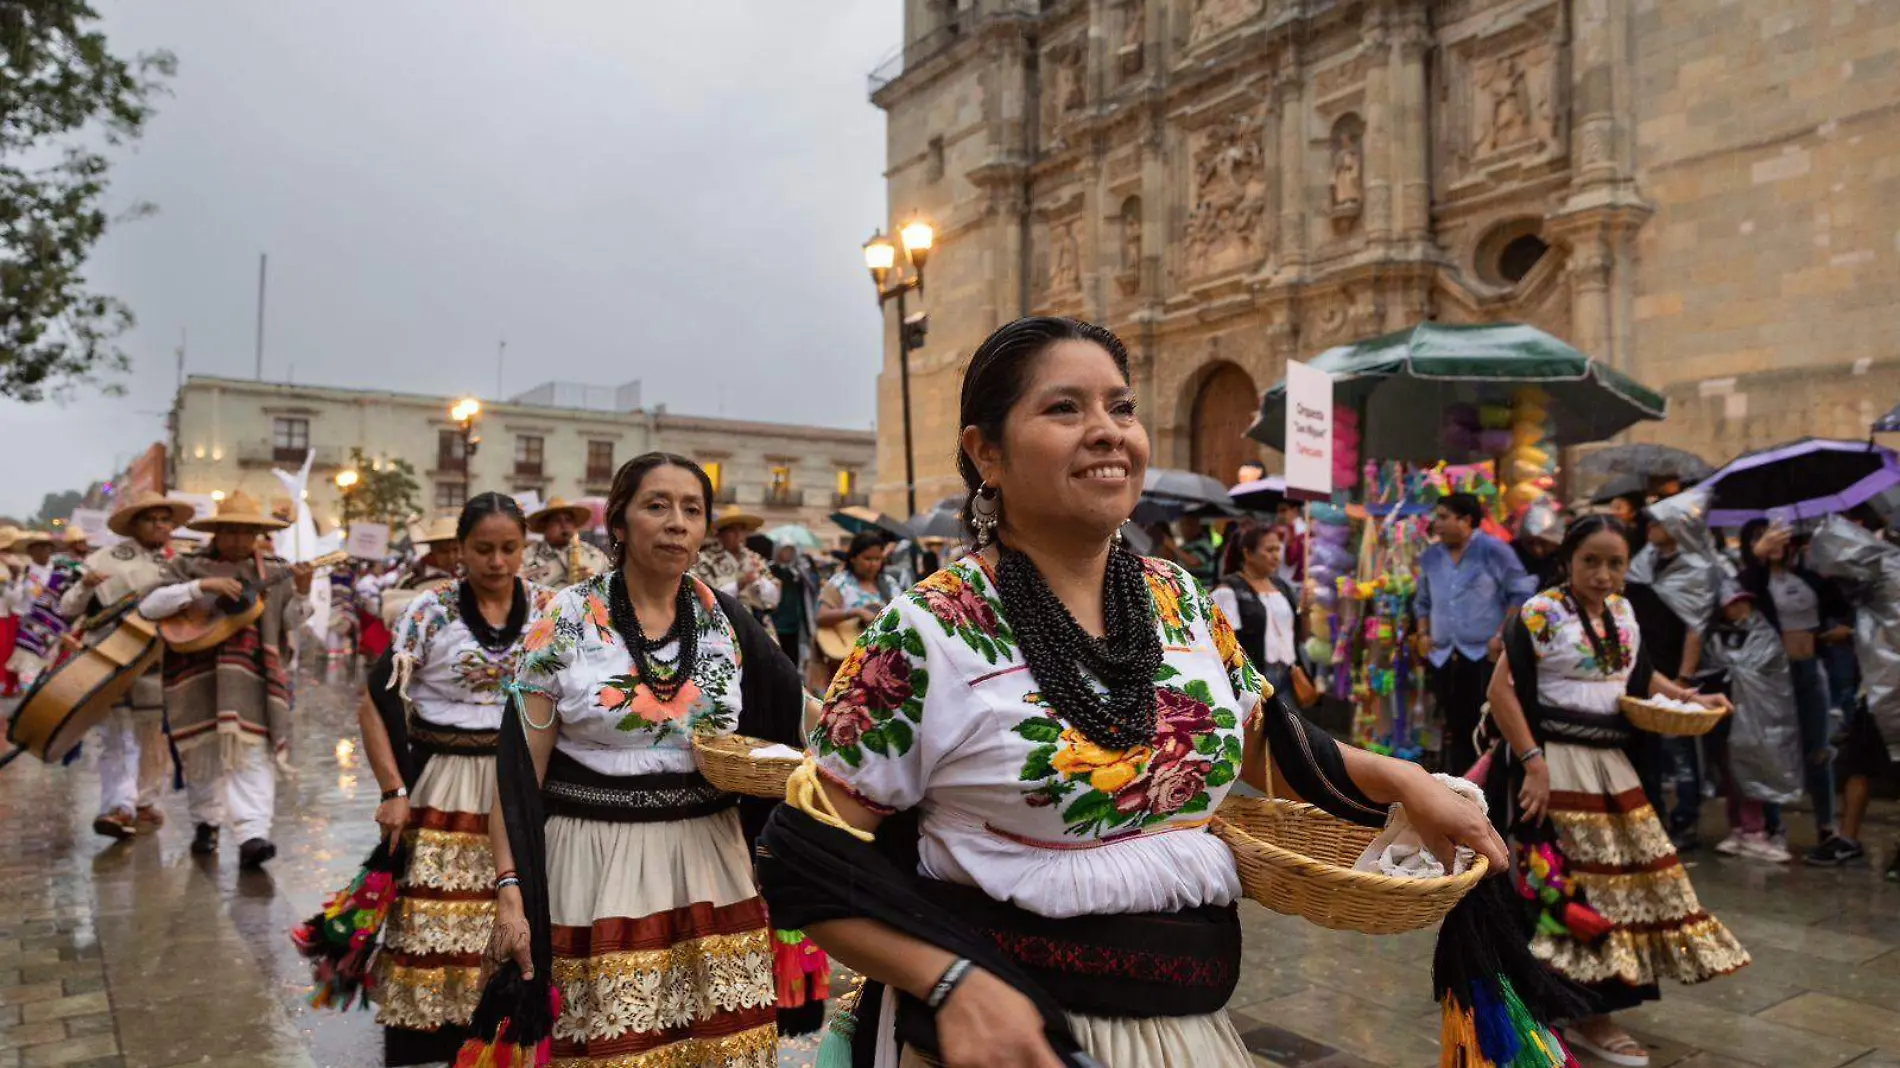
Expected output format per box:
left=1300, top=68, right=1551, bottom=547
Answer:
left=6, top=598, right=162, bottom=763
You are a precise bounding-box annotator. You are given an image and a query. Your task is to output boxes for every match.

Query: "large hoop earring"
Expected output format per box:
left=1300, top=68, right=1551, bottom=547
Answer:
left=970, top=483, right=1001, bottom=549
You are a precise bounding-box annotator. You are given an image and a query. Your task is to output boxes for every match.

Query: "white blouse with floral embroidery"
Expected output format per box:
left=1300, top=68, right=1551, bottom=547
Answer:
left=515, top=574, right=746, bottom=777
left=1518, top=587, right=1642, bottom=718
left=811, top=554, right=1264, bottom=920
left=390, top=582, right=558, bottom=731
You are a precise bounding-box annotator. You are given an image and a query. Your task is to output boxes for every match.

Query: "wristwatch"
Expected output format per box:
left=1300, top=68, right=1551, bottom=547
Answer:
left=381, top=785, right=409, bottom=801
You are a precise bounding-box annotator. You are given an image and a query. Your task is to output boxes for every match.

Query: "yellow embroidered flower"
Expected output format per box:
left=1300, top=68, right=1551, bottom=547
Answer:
left=1209, top=602, right=1245, bottom=673
left=823, top=644, right=870, bottom=702
left=1050, top=727, right=1152, bottom=794
left=1147, top=572, right=1185, bottom=632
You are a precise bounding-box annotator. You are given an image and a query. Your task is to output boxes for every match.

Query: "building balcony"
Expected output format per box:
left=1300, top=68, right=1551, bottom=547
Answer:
left=584, top=467, right=615, bottom=488
left=237, top=441, right=347, bottom=470
left=714, top=486, right=738, bottom=504
left=512, top=463, right=548, bottom=483
left=764, top=487, right=804, bottom=509
left=833, top=491, right=870, bottom=508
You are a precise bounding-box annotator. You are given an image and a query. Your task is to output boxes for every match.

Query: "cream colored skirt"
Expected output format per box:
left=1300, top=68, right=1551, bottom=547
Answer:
left=546, top=806, right=777, bottom=1067
left=373, top=753, right=497, bottom=1034
left=892, top=1001, right=1251, bottom=1067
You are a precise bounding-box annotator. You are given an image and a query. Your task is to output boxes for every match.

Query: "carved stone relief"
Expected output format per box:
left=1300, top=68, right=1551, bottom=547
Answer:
left=1117, top=197, right=1143, bottom=296
left=1059, top=45, right=1087, bottom=114
left=1180, top=111, right=1269, bottom=278
left=1471, top=45, right=1556, bottom=158
left=1119, top=1, right=1145, bottom=77
left=1329, top=114, right=1365, bottom=221
left=1049, top=219, right=1082, bottom=295
left=1188, top=0, right=1263, bottom=46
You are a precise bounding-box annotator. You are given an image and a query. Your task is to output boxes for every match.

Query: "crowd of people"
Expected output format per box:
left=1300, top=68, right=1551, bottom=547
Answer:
left=2, top=315, right=1895, bottom=1068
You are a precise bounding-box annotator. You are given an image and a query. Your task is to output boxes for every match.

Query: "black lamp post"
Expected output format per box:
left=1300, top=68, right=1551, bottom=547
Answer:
left=450, top=398, right=482, bottom=495
left=863, top=217, right=934, bottom=519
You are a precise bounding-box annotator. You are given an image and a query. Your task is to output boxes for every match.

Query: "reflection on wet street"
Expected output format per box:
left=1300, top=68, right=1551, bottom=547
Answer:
left=2, top=659, right=1897, bottom=1067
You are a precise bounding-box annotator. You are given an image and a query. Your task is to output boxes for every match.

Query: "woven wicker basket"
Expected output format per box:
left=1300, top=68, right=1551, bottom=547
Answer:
left=692, top=733, right=801, bottom=798
left=1620, top=695, right=1729, bottom=737
left=1212, top=794, right=1488, bottom=934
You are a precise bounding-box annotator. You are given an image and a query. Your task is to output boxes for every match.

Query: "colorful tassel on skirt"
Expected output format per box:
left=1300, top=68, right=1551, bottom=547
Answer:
left=452, top=963, right=562, bottom=1068
left=290, top=840, right=405, bottom=1011
left=1434, top=877, right=1590, bottom=1068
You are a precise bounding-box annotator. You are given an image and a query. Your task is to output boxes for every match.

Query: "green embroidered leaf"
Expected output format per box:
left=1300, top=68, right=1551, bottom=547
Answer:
left=898, top=698, right=923, bottom=724
left=1020, top=744, right=1057, bottom=781
left=614, top=713, right=651, bottom=732
left=861, top=726, right=890, bottom=756
left=974, top=633, right=999, bottom=664
left=901, top=628, right=926, bottom=658
left=1062, top=790, right=1117, bottom=828
left=1206, top=762, right=1235, bottom=788
left=1153, top=663, right=1181, bottom=682
left=1012, top=718, right=1063, bottom=743
left=1212, top=709, right=1237, bottom=730
left=1223, top=735, right=1244, bottom=763
left=1184, top=679, right=1216, bottom=705
left=1194, top=733, right=1220, bottom=755
left=882, top=719, right=914, bottom=755
left=912, top=668, right=930, bottom=699
left=839, top=743, right=863, bottom=768
left=1178, top=793, right=1211, bottom=815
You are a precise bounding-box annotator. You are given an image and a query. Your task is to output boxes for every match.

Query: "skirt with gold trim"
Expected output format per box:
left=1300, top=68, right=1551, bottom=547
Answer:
left=546, top=806, right=777, bottom=1067
left=1531, top=742, right=1749, bottom=995
left=371, top=752, right=497, bottom=1039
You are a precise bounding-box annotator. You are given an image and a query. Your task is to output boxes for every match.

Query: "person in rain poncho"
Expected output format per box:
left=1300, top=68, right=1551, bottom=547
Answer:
left=1700, top=585, right=1804, bottom=863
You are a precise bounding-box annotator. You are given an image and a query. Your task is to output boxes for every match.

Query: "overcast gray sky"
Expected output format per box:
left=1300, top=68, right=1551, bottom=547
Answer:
left=0, top=0, right=899, bottom=517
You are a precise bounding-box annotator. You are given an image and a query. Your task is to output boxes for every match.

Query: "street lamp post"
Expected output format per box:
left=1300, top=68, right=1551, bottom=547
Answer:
left=449, top=398, right=482, bottom=494
left=335, top=468, right=359, bottom=524
left=863, top=217, right=934, bottom=519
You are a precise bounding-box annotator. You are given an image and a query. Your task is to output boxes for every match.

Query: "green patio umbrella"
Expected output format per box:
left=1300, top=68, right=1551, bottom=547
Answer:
left=1246, top=322, right=1667, bottom=463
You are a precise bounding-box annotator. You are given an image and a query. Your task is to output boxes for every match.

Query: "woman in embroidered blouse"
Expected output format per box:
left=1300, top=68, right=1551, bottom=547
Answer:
left=355, top=492, right=554, bottom=1066
left=777, top=317, right=1506, bottom=1068
left=1211, top=524, right=1303, bottom=699
left=1487, top=515, right=1746, bottom=1068
left=487, top=452, right=806, bottom=1067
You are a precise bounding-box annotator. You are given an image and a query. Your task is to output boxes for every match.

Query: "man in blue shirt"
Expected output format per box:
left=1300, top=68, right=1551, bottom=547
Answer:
left=1415, top=492, right=1537, bottom=774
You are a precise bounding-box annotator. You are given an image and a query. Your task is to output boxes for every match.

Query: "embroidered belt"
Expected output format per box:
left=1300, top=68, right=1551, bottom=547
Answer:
left=1543, top=706, right=1633, bottom=748
left=541, top=751, right=735, bottom=824
left=409, top=721, right=500, bottom=758
left=915, top=878, right=1240, bottom=1019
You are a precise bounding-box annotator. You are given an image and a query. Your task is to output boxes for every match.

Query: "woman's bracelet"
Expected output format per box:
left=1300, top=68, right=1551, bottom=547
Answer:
left=926, top=957, right=975, bottom=1010
left=493, top=869, right=518, bottom=889
left=1515, top=744, right=1544, bottom=764
left=494, top=875, right=522, bottom=893
left=381, top=785, right=408, bottom=801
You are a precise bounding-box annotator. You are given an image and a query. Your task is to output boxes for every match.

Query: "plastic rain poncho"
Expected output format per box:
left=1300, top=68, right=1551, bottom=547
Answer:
left=1807, top=515, right=1900, bottom=762
left=1628, top=487, right=1734, bottom=630
left=1701, top=579, right=1803, bottom=804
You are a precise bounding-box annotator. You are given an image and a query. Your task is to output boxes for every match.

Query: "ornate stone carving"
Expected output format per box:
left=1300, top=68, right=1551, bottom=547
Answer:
left=1472, top=47, right=1556, bottom=156
left=1118, top=1, right=1145, bottom=77
left=1314, top=51, right=1373, bottom=100
left=1058, top=46, right=1087, bottom=113
left=1188, top=0, right=1263, bottom=46
left=1329, top=114, right=1365, bottom=219
left=1049, top=220, right=1082, bottom=294
left=1180, top=111, right=1269, bottom=277
left=1120, top=197, right=1143, bottom=271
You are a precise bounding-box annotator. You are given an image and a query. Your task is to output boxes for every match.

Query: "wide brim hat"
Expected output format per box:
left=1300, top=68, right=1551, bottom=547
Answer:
left=409, top=513, right=460, bottom=546
left=108, top=491, right=198, bottom=537
left=11, top=529, right=55, bottom=549
left=187, top=490, right=289, bottom=532
left=0, top=527, right=22, bottom=552
left=712, top=505, right=764, bottom=533
left=526, top=498, right=593, bottom=533
left=64, top=527, right=90, bottom=545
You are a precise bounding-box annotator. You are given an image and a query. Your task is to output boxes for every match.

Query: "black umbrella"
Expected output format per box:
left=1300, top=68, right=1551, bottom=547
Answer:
left=1588, top=472, right=1650, bottom=506
left=1704, top=438, right=1900, bottom=527
left=1141, top=468, right=1230, bottom=507
left=1578, top=443, right=1713, bottom=482
left=907, top=508, right=964, bottom=540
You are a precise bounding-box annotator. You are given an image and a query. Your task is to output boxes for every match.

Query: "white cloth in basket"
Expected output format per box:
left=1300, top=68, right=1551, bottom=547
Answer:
left=1351, top=773, right=1487, bottom=879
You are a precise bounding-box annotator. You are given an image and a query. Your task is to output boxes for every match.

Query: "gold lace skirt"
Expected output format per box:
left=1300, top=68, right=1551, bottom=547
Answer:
left=1532, top=742, right=1750, bottom=988
left=372, top=753, right=497, bottom=1034
left=546, top=807, right=777, bottom=1067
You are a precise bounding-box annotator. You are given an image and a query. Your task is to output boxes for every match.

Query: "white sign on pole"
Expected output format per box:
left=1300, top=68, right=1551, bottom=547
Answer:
left=346, top=521, right=391, bottom=561
left=514, top=490, right=544, bottom=517
left=169, top=492, right=218, bottom=543
left=70, top=508, right=121, bottom=548
left=1283, top=360, right=1334, bottom=500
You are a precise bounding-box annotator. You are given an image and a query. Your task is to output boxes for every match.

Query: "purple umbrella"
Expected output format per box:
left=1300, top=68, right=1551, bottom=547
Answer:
left=1703, top=438, right=1900, bottom=528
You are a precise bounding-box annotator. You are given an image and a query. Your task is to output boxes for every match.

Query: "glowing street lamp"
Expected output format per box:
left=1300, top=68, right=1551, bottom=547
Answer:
left=860, top=214, right=936, bottom=518
left=335, top=469, right=359, bottom=490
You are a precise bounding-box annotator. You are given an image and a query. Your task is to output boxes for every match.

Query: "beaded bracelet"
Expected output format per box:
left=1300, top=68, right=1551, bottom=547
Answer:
left=493, top=869, right=519, bottom=889
left=1516, top=745, right=1545, bottom=764
left=926, top=957, right=974, bottom=1010
left=495, top=876, right=522, bottom=893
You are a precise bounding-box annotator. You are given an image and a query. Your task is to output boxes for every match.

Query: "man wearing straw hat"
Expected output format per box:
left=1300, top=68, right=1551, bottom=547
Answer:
left=519, top=497, right=608, bottom=588
left=138, top=491, right=315, bottom=868
left=60, top=526, right=92, bottom=563
left=693, top=504, right=780, bottom=620
left=58, top=491, right=196, bottom=839
left=5, top=530, right=74, bottom=689
left=377, top=512, right=463, bottom=629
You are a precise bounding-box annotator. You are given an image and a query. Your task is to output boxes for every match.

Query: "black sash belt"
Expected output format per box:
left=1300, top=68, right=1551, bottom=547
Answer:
left=915, top=879, right=1241, bottom=1019
left=540, top=750, right=734, bottom=824
left=1542, top=706, right=1633, bottom=749
left=409, top=721, right=501, bottom=759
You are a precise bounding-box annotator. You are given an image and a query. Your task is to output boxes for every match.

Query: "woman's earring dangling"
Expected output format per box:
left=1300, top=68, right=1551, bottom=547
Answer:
left=1111, top=526, right=1126, bottom=551
left=970, top=483, right=1001, bottom=548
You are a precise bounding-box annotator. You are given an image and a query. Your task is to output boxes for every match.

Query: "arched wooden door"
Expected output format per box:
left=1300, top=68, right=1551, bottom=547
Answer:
left=1190, top=362, right=1261, bottom=485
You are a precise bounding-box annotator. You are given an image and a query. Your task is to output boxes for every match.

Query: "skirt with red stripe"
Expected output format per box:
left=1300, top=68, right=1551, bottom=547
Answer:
left=546, top=806, right=776, bottom=1067
left=372, top=753, right=497, bottom=1042
left=1532, top=741, right=1749, bottom=996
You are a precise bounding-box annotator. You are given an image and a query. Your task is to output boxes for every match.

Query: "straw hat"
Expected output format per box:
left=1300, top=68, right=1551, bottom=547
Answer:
left=12, top=529, right=56, bottom=550
left=187, top=490, right=289, bottom=533
left=64, top=527, right=90, bottom=546
left=107, top=491, right=198, bottom=537
left=712, top=505, right=764, bottom=533
left=526, top=498, right=592, bottom=533
left=0, top=527, right=22, bottom=552
left=409, top=513, right=460, bottom=546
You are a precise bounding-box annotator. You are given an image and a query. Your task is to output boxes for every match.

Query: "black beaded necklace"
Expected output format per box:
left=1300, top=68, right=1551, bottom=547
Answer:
left=993, top=544, right=1163, bottom=751
left=607, top=570, right=698, bottom=704
left=1561, top=586, right=1627, bottom=674
left=459, top=578, right=528, bottom=653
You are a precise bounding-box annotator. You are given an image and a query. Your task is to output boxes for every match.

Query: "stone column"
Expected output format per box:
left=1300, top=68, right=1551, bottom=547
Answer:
left=1274, top=45, right=1307, bottom=276
left=1360, top=8, right=1394, bottom=246
left=1391, top=10, right=1432, bottom=244
left=1567, top=227, right=1613, bottom=361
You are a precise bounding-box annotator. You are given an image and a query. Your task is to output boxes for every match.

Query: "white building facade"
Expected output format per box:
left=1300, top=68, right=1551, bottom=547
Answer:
left=169, top=375, right=876, bottom=536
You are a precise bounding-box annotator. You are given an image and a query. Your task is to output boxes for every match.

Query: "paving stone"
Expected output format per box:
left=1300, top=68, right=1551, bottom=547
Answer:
left=58, top=1016, right=113, bottom=1040
left=18, top=1035, right=119, bottom=1068
left=0, top=1023, right=69, bottom=1052
left=1759, top=993, right=1900, bottom=1052
left=20, top=993, right=111, bottom=1025
left=1622, top=996, right=1871, bottom=1068
left=0, top=984, right=64, bottom=1007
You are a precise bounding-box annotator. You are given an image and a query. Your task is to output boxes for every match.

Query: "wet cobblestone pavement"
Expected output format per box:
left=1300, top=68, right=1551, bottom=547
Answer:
left=2, top=661, right=1897, bottom=1067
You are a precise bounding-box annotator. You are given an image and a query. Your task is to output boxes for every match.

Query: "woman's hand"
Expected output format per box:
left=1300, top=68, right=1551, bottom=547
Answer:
left=1690, top=691, right=1733, bottom=714
left=373, top=795, right=409, bottom=849
left=486, top=887, right=534, bottom=982
left=935, top=968, right=1064, bottom=1068
left=1398, top=768, right=1508, bottom=872
left=1517, top=755, right=1551, bottom=824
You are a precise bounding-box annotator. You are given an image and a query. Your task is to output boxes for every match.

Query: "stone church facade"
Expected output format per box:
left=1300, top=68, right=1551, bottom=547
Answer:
left=866, top=0, right=1900, bottom=510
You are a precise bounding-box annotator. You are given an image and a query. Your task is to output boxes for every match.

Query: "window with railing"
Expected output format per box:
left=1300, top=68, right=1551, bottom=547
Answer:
left=586, top=441, right=614, bottom=484
left=766, top=465, right=799, bottom=507
left=834, top=469, right=868, bottom=507
left=434, top=480, right=466, bottom=510
left=514, top=435, right=544, bottom=478
left=272, top=417, right=309, bottom=462
left=437, top=429, right=466, bottom=473
left=703, top=461, right=723, bottom=494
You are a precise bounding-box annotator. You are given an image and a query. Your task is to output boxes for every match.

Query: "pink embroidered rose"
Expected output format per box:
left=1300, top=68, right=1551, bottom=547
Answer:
left=918, top=573, right=1000, bottom=634
left=1153, top=688, right=1216, bottom=742
left=854, top=647, right=915, bottom=711
left=819, top=700, right=876, bottom=749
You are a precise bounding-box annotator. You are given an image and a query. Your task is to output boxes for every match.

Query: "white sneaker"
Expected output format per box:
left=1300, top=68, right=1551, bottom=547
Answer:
left=1740, top=831, right=1793, bottom=863
left=1715, top=831, right=1749, bottom=856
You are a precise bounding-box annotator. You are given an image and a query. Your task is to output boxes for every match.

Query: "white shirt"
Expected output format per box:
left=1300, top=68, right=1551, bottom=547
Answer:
left=1211, top=581, right=1297, bottom=667
left=390, top=582, right=556, bottom=731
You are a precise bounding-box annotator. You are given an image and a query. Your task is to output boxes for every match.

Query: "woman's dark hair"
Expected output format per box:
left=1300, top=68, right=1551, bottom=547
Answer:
left=1556, top=513, right=1630, bottom=578
left=955, top=316, right=1134, bottom=538
left=604, top=452, right=714, bottom=557
left=1737, top=517, right=1773, bottom=571
left=457, top=491, right=527, bottom=541
left=846, top=531, right=885, bottom=561
left=1236, top=522, right=1285, bottom=558
left=1436, top=492, right=1485, bottom=526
